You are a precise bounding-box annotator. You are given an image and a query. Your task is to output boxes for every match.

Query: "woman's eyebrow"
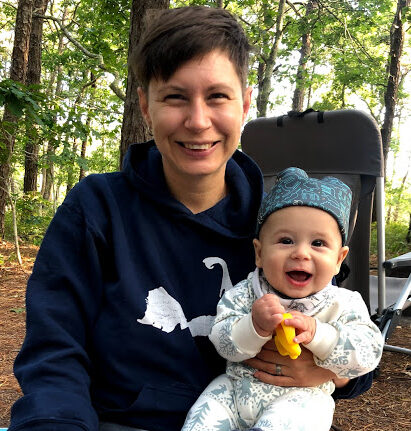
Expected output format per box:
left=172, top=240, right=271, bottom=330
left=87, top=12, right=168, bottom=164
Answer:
left=158, top=83, right=235, bottom=94
left=157, top=84, right=186, bottom=93
left=206, top=83, right=235, bottom=92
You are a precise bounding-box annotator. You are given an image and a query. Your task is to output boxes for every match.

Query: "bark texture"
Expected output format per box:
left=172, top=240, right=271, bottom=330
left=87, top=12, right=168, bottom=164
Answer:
left=292, top=0, right=317, bottom=112
left=119, top=0, right=170, bottom=168
left=0, top=0, right=33, bottom=238
left=41, top=11, right=67, bottom=201
left=381, top=0, right=406, bottom=170
left=24, top=0, right=49, bottom=193
left=256, top=0, right=286, bottom=117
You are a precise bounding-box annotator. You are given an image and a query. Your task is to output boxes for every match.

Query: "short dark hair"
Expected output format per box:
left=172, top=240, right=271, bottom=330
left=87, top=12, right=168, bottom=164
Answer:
left=131, top=6, right=251, bottom=91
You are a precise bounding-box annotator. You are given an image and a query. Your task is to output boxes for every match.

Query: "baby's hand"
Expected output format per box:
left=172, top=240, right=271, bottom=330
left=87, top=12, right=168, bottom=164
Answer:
left=284, top=312, right=316, bottom=344
left=252, top=294, right=285, bottom=337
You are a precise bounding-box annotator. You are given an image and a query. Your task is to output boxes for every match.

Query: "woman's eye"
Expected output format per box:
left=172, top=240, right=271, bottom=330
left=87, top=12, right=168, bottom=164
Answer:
left=165, top=94, right=185, bottom=101
left=312, top=239, right=324, bottom=247
left=280, top=238, right=293, bottom=245
left=210, top=93, right=228, bottom=100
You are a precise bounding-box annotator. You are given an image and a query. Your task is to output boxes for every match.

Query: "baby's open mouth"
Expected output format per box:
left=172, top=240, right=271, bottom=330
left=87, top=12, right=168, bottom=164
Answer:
left=287, top=271, right=312, bottom=282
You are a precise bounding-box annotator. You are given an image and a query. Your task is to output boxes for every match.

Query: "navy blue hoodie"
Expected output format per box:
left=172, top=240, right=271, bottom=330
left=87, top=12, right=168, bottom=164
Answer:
left=10, top=142, right=263, bottom=431
left=9, top=142, right=372, bottom=431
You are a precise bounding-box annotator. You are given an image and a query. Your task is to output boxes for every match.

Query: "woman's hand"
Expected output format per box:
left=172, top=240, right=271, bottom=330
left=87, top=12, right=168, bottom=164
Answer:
left=244, top=338, right=347, bottom=388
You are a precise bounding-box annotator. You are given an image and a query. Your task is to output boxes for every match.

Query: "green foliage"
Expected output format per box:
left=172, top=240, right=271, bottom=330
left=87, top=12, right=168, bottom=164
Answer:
left=370, top=222, right=410, bottom=260
left=4, top=193, right=54, bottom=246
left=1, top=0, right=410, bottom=249
left=0, top=79, right=46, bottom=124
left=10, top=307, right=25, bottom=314
left=88, top=140, right=120, bottom=173
left=385, top=177, right=411, bottom=224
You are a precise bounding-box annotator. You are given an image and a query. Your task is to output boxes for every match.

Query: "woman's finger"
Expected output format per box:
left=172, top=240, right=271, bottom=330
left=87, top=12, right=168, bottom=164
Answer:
left=244, top=357, right=286, bottom=376
left=253, top=371, right=296, bottom=387
left=260, top=337, right=277, bottom=351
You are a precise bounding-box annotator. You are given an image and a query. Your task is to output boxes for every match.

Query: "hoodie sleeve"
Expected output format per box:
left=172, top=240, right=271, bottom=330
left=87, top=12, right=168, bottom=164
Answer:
left=9, top=195, right=103, bottom=431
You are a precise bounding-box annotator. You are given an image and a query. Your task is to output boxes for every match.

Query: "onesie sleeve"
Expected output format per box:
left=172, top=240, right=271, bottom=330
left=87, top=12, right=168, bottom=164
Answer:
left=305, top=291, right=383, bottom=379
left=209, top=278, right=271, bottom=362
left=9, top=192, right=103, bottom=431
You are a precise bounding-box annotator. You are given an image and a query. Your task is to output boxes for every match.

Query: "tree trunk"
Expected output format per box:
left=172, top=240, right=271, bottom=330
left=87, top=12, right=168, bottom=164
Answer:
left=8, top=180, right=23, bottom=265
left=23, top=0, right=48, bottom=193
left=79, top=72, right=95, bottom=182
left=119, top=0, right=170, bottom=169
left=66, top=140, right=78, bottom=195
left=0, top=0, right=33, bottom=238
left=256, top=0, right=286, bottom=117
left=292, top=0, right=317, bottom=112
left=79, top=115, right=91, bottom=182
left=380, top=0, right=406, bottom=171
left=42, top=10, right=67, bottom=201
left=41, top=143, right=54, bottom=201
left=305, top=62, right=316, bottom=109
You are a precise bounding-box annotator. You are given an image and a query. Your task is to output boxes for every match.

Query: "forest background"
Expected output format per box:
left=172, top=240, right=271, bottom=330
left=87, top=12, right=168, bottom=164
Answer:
left=0, top=0, right=410, bottom=261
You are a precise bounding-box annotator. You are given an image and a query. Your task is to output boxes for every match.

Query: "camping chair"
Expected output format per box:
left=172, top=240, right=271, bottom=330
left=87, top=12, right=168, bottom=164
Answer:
left=241, top=109, right=411, bottom=355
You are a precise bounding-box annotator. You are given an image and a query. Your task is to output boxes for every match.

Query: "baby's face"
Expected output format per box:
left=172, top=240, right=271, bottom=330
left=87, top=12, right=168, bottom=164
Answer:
left=253, top=206, right=349, bottom=298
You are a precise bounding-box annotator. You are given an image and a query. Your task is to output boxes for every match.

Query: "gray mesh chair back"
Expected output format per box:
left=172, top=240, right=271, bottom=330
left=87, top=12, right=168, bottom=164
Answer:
left=241, top=110, right=384, bottom=312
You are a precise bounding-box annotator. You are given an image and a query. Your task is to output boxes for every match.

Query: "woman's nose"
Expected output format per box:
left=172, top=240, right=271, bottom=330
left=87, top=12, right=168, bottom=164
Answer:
left=184, top=99, right=212, bottom=131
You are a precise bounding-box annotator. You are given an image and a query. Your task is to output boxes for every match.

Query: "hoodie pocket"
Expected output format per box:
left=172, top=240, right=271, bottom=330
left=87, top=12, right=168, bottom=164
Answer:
left=131, top=383, right=198, bottom=413
left=98, top=383, right=200, bottom=414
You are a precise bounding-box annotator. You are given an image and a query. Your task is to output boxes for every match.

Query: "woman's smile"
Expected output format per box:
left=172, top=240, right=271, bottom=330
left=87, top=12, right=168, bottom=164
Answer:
left=177, top=140, right=220, bottom=151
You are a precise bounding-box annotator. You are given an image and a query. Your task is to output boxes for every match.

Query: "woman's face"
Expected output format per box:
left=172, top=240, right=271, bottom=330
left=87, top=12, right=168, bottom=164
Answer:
left=138, top=50, right=252, bottom=185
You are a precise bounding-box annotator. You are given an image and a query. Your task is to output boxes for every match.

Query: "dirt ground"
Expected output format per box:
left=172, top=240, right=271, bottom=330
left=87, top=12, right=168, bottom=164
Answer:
left=0, top=241, right=410, bottom=430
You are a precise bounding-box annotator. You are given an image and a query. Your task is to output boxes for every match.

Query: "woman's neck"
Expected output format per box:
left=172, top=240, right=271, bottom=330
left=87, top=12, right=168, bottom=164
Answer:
left=164, top=167, right=228, bottom=214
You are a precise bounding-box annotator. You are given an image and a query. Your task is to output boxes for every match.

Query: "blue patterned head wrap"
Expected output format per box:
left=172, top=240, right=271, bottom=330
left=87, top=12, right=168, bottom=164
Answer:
left=256, top=167, right=352, bottom=244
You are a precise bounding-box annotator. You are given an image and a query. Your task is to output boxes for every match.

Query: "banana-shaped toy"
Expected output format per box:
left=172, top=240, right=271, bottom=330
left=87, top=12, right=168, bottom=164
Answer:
left=274, top=313, right=301, bottom=359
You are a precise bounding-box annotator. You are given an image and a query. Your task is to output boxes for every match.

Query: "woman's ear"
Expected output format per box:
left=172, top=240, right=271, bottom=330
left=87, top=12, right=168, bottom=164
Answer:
left=137, top=87, right=152, bottom=128
left=242, top=86, right=252, bottom=123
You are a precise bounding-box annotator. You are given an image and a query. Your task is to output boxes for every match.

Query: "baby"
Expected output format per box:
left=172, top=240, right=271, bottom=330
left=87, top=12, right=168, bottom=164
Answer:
left=182, top=167, right=383, bottom=431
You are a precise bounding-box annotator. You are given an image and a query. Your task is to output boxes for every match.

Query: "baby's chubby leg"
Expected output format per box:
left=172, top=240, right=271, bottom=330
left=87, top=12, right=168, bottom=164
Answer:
left=182, top=374, right=239, bottom=431
left=254, top=387, right=334, bottom=431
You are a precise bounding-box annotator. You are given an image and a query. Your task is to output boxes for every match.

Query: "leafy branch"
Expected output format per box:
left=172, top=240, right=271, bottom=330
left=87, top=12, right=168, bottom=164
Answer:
left=33, top=13, right=126, bottom=101
left=317, top=0, right=374, bottom=61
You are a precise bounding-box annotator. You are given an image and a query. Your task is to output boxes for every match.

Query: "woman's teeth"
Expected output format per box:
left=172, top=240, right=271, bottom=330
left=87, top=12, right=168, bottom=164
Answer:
left=184, top=143, right=212, bottom=150
left=179, top=141, right=218, bottom=150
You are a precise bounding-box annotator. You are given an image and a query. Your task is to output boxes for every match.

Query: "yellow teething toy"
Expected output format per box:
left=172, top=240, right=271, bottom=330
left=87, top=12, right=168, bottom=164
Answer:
left=274, top=313, right=301, bottom=359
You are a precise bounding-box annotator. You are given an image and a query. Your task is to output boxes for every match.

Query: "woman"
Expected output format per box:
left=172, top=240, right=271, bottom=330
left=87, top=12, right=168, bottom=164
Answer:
left=9, top=6, right=372, bottom=431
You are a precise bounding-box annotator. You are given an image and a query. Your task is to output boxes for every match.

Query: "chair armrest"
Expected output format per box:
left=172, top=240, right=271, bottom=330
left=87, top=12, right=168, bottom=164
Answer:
left=383, top=252, right=411, bottom=270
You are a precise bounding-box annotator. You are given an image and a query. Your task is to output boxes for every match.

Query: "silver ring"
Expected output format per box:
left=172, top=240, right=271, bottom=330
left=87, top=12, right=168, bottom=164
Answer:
left=276, top=364, right=282, bottom=376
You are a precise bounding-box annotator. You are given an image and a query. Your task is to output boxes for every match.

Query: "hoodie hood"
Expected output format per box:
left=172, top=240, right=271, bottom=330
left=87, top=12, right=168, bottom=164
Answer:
left=122, top=141, right=263, bottom=238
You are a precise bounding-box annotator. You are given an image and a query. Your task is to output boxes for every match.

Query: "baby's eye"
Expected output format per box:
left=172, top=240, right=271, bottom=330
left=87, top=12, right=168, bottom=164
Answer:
left=279, top=237, right=293, bottom=245
left=312, top=239, right=324, bottom=247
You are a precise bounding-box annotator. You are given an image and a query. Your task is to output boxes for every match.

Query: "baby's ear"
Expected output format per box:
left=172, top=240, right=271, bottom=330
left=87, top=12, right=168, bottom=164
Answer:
left=335, top=246, right=349, bottom=274
left=253, top=238, right=263, bottom=268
